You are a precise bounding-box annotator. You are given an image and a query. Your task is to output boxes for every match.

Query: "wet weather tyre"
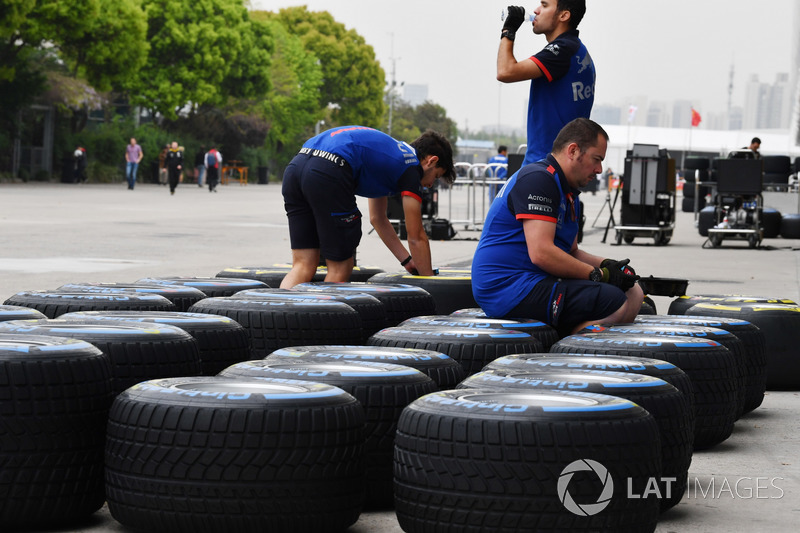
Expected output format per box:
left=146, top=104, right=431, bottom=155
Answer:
left=458, top=369, right=692, bottom=512
left=0, top=319, right=202, bottom=396
left=266, top=345, right=466, bottom=389
left=2, top=290, right=176, bottom=319
left=698, top=206, right=716, bottom=236
left=0, top=335, right=113, bottom=530
left=780, top=213, right=800, bottom=239
left=667, top=295, right=796, bottom=316
left=685, top=302, right=800, bottom=390
left=188, top=297, right=362, bottom=358
left=551, top=333, right=737, bottom=449
left=761, top=208, right=782, bottom=239
left=367, top=325, right=544, bottom=376
left=105, top=377, right=366, bottom=533
left=219, top=360, right=438, bottom=508
left=394, top=389, right=662, bottom=532
left=136, top=276, right=268, bottom=298
left=295, top=281, right=436, bottom=326
left=369, top=269, right=476, bottom=314
left=0, top=304, right=46, bottom=322
left=59, top=282, right=207, bottom=312
left=635, top=314, right=767, bottom=413
left=59, top=310, right=251, bottom=376
left=217, top=264, right=385, bottom=285
left=400, top=314, right=560, bottom=351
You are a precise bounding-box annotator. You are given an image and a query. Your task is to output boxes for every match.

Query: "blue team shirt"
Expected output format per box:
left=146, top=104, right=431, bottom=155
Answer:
left=472, top=155, right=582, bottom=317
left=487, top=154, right=508, bottom=179
left=523, top=30, right=595, bottom=166
left=301, top=126, right=423, bottom=200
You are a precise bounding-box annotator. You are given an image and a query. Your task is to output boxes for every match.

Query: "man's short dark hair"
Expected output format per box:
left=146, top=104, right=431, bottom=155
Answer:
left=498, top=145, right=508, bottom=154
left=552, top=118, right=608, bottom=154
left=557, top=0, right=586, bottom=29
left=411, top=130, right=456, bottom=185
left=751, top=137, right=761, bottom=145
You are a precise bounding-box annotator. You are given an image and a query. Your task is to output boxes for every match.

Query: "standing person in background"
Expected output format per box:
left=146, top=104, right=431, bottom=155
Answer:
left=73, top=146, right=87, bottom=183
left=124, top=138, right=143, bottom=190
left=205, top=146, right=222, bottom=193
left=194, top=145, right=206, bottom=187
left=158, top=144, right=169, bottom=186
left=497, top=1, right=594, bottom=167
left=165, top=141, right=183, bottom=195
left=487, top=145, right=509, bottom=202
left=743, top=137, right=762, bottom=159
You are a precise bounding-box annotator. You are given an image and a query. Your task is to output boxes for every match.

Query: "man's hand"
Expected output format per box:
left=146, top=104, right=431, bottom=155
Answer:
left=601, top=257, right=637, bottom=277
left=600, top=259, right=639, bottom=291
left=502, top=6, right=525, bottom=32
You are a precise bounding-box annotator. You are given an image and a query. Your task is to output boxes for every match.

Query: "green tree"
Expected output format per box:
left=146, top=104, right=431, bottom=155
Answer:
left=388, top=99, right=459, bottom=145
left=266, top=6, right=386, bottom=128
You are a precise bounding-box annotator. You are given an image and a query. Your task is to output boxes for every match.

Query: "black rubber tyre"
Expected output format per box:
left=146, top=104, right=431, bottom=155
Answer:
left=219, top=360, right=437, bottom=509
left=266, top=345, right=466, bottom=389
left=458, top=368, right=692, bottom=512
left=583, top=324, right=747, bottom=418
left=188, top=296, right=362, bottom=358
left=218, top=264, right=385, bottom=285
left=635, top=314, right=767, bottom=414
left=136, top=276, right=267, bottom=297
left=685, top=302, right=800, bottom=390
left=59, top=310, right=251, bottom=376
left=681, top=196, right=697, bottom=212
left=368, top=325, right=544, bottom=376
left=697, top=206, right=717, bottom=236
left=58, top=282, right=207, bottom=312
left=684, top=157, right=710, bottom=171
left=551, top=333, right=737, bottom=449
left=3, top=290, right=175, bottom=319
left=639, top=299, right=657, bottom=315
left=105, top=377, right=365, bottom=533
left=0, top=335, right=112, bottom=530
left=761, top=208, right=782, bottom=239
left=368, top=269, right=476, bottom=314
left=0, top=304, right=46, bottom=322
left=0, top=318, right=202, bottom=396
left=400, top=314, right=560, bottom=350
left=449, top=307, right=487, bottom=317
left=232, top=288, right=387, bottom=340
left=394, top=389, right=661, bottom=532
left=295, top=281, right=436, bottom=326
left=668, top=294, right=796, bottom=315
left=779, top=213, right=800, bottom=239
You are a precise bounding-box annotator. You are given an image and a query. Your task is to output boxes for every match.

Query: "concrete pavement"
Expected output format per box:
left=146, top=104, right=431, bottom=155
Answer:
left=1, top=180, right=798, bottom=532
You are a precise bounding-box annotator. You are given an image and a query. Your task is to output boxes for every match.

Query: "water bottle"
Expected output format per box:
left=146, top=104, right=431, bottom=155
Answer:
left=501, top=7, right=536, bottom=23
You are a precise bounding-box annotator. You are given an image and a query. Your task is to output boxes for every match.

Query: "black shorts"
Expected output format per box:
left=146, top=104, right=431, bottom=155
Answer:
left=506, top=277, right=627, bottom=334
left=282, top=153, right=362, bottom=261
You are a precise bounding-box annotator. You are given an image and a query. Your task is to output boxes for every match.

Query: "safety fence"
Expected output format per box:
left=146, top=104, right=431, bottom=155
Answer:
left=440, top=162, right=508, bottom=232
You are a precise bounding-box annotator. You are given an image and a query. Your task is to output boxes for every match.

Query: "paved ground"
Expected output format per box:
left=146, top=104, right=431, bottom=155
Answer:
left=1, top=180, right=798, bottom=532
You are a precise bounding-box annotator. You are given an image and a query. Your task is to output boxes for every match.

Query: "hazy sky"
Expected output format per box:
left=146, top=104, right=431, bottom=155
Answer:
left=250, top=0, right=797, bottom=132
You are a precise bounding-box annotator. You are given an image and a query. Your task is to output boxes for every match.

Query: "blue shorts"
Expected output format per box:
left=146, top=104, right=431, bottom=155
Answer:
left=282, top=153, right=362, bottom=261
left=505, top=278, right=627, bottom=334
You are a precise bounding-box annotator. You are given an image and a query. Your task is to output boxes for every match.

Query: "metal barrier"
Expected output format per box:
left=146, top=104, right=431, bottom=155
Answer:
left=443, top=162, right=508, bottom=231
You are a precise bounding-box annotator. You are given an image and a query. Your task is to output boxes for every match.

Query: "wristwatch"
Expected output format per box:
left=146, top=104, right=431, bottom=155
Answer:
left=589, top=267, right=603, bottom=282
left=501, top=29, right=516, bottom=42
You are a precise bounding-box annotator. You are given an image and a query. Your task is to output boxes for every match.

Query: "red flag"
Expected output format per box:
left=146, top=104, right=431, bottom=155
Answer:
left=691, top=108, right=702, bottom=127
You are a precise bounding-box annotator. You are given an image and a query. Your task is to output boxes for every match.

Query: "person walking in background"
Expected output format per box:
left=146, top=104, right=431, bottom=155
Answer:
left=497, top=1, right=594, bottom=167
left=73, top=146, right=87, bottom=183
left=165, top=141, right=183, bottom=195
left=194, top=145, right=206, bottom=187
left=158, top=144, right=169, bottom=186
left=124, top=138, right=143, bottom=190
left=487, top=145, right=509, bottom=202
left=205, top=146, right=222, bottom=192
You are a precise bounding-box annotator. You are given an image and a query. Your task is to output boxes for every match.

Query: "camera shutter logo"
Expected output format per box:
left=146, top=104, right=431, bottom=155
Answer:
left=557, top=459, right=614, bottom=516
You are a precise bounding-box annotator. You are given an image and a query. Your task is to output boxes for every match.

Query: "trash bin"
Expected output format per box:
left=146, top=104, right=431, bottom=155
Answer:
left=257, top=166, right=269, bottom=184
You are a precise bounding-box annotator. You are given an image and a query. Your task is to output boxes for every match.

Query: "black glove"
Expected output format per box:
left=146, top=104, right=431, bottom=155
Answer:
left=503, top=6, right=525, bottom=32
left=600, top=259, right=639, bottom=291
left=601, top=257, right=637, bottom=277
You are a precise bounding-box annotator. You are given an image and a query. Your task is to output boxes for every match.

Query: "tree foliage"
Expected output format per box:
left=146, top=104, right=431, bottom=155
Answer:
left=389, top=99, right=459, bottom=145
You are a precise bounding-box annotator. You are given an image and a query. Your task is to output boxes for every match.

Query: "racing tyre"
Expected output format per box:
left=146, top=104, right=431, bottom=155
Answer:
left=0, top=335, right=112, bottom=530
left=551, top=333, right=737, bottom=449
left=394, top=389, right=662, bottom=532
left=367, top=325, right=544, bottom=376
left=685, top=302, right=800, bottom=390
left=400, top=314, right=560, bottom=350
left=188, top=297, right=362, bottom=358
left=368, top=269, right=476, bottom=314
left=136, top=276, right=267, bottom=298
left=219, top=360, right=437, bottom=508
left=635, top=314, right=767, bottom=413
left=3, top=290, right=175, bottom=319
left=0, top=304, right=46, bottom=322
left=780, top=213, right=800, bottom=239
left=458, top=368, right=692, bottom=512
left=105, top=377, right=365, bottom=533
left=60, top=311, right=250, bottom=376
left=266, top=345, right=466, bottom=389
left=0, top=318, right=202, bottom=396
left=217, top=264, right=385, bottom=285
left=667, top=294, right=796, bottom=316
left=58, top=282, right=206, bottom=312
left=761, top=208, right=782, bottom=239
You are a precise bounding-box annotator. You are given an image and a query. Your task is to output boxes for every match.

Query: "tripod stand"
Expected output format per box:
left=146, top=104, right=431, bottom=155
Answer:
left=601, top=184, right=622, bottom=243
